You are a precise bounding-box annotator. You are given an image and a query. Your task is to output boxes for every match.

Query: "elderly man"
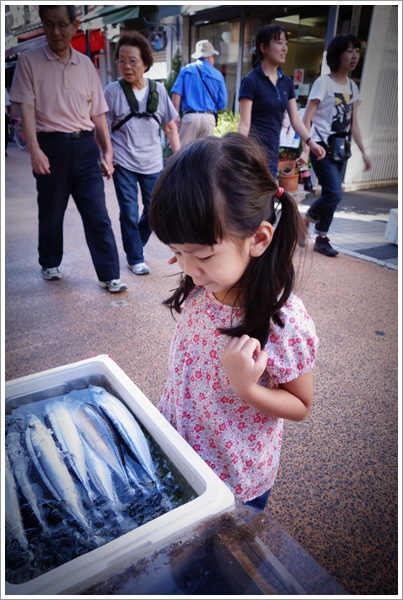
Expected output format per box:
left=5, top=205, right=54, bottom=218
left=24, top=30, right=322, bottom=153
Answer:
left=10, top=5, right=127, bottom=292
left=172, top=39, right=228, bottom=144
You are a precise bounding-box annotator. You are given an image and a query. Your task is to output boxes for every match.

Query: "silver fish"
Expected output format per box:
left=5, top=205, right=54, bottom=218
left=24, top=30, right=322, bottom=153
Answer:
left=5, top=451, right=32, bottom=556
left=75, top=402, right=131, bottom=488
left=6, top=431, right=49, bottom=532
left=92, top=386, right=157, bottom=484
left=25, top=412, right=90, bottom=530
left=45, top=400, right=96, bottom=502
left=81, top=437, right=127, bottom=512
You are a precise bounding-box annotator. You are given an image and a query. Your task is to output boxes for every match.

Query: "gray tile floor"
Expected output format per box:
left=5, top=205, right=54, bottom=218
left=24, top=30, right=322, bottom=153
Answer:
left=298, top=184, right=398, bottom=269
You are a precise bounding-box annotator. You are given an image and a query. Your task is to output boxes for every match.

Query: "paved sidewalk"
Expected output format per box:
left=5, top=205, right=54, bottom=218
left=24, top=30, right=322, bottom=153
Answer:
left=298, top=185, right=398, bottom=270
left=3, top=144, right=399, bottom=595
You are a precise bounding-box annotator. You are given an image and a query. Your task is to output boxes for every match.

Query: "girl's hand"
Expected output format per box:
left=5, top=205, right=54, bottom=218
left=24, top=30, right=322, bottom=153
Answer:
left=296, top=149, right=308, bottom=168
left=222, top=335, right=268, bottom=399
left=310, top=140, right=326, bottom=160
left=363, top=153, right=372, bottom=171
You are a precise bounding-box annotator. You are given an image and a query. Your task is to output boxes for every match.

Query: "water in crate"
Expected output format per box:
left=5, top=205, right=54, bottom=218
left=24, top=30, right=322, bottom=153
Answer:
left=5, top=383, right=197, bottom=585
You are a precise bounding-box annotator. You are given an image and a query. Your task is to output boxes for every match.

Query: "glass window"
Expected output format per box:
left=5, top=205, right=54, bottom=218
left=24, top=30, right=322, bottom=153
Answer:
left=197, top=20, right=241, bottom=111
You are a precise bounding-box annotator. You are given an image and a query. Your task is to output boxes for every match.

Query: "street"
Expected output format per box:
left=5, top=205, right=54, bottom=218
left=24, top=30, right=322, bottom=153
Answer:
left=3, top=143, right=399, bottom=595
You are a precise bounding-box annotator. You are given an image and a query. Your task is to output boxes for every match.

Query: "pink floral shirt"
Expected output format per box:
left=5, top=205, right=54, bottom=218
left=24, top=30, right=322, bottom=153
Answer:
left=158, top=287, right=318, bottom=502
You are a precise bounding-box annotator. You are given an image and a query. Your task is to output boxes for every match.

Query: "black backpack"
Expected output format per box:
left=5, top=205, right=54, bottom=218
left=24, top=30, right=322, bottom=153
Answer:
left=112, top=78, right=160, bottom=132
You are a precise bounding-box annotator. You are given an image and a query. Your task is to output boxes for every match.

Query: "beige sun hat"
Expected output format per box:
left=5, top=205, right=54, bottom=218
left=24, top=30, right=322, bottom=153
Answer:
left=191, top=39, right=219, bottom=59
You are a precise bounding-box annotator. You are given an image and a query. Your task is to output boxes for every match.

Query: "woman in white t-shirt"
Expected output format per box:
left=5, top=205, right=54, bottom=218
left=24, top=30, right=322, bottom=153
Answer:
left=300, top=34, right=371, bottom=257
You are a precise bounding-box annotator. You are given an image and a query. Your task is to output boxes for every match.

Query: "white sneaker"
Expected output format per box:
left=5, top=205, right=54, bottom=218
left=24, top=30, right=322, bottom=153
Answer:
left=42, top=267, right=61, bottom=280
left=128, top=262, right=150, bottom=275
left=99, top=279, right=128, bottom=293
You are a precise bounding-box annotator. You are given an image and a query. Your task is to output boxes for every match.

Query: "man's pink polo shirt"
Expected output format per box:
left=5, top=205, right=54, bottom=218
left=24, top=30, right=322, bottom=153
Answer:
left=10, top=43, right=109, bottom=133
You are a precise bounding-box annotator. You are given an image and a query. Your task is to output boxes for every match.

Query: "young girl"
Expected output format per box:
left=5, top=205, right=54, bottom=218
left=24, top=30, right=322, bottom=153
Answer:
left=238, top=24, right=325, bottom=178
left=300, top=34, right=372, bottom=257
left=149, top=133, right=318, bottom=509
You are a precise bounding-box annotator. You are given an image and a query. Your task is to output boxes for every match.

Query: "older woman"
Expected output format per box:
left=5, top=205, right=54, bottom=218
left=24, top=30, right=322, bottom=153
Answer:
left=105, top=31, right=180, bottom=275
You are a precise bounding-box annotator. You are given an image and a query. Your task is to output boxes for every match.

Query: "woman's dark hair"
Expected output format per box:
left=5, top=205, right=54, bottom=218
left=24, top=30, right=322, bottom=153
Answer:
left=39, top=5, right=76, bottom=22
left=254, top=24, right=287, bottom=64
left=326, top=34, right=361, bottom=72
left=115, top=31, right=154, bottom=72
left=149, top=133, right=305, bottom=347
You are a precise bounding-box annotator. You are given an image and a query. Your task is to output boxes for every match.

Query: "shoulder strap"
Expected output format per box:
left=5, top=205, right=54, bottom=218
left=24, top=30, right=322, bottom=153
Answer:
left=147, top=78, right=159, bottom=113
left=119, top=77, right=139, bottom=112
left=196, top=65, right=217, bottom=111
left=112, top=79, right=160, bottom=132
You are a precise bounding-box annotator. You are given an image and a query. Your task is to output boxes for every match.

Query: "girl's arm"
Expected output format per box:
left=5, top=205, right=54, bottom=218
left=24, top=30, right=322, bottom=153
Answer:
left=222, top=334, right=313, bottom=422
left=163, top=119, right=181, bottom=154
left=237, top=98, right=253, bottom=136
left=297, top=98, right=321, bottom=165
left=350, top=101, right=372, bottom=171
left=287, top=98, right=326, bottom=166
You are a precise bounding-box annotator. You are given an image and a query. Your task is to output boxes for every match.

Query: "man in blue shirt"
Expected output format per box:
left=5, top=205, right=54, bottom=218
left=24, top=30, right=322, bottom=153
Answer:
left=172, top=40, right=228, bottom=144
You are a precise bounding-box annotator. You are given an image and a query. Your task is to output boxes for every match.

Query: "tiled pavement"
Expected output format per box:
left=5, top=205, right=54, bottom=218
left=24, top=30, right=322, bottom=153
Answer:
left=298, top=185, right=398, bottom=270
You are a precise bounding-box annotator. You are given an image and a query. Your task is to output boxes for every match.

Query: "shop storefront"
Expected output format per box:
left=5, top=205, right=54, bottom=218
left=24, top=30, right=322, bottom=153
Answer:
left=3, top=4, right=398, bottom=188
left=159, top=3, right=398, bottom=188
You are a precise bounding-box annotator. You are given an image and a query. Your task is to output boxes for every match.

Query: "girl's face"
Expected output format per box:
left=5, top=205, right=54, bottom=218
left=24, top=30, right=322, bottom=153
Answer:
left=339, top=44, right=360, bottom=73
left=116, top=45, right=146, bottom=85
left=169, top=238, right=253, bottom=305
left=262, top=32, right=288, bottom=66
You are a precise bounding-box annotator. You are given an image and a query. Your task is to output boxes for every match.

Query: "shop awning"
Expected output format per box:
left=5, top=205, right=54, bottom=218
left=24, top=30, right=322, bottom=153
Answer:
left=5, top=29, right=105, bottom=59
left=158, top=5, right=183, bottom=19
left=5, top=32, right=46, bottom=59
left=80, top=5, right=140, bottom=31
left=157, top=5, right=221, bottom=19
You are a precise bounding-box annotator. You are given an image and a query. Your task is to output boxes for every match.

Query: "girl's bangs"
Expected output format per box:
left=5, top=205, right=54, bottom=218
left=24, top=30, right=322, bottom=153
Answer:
left=151, top=171, right=220, bottom=247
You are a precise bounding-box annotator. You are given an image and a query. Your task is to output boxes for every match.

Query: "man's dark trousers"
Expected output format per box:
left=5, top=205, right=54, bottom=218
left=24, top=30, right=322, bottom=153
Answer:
left=34, top=132, right=120, bottom=282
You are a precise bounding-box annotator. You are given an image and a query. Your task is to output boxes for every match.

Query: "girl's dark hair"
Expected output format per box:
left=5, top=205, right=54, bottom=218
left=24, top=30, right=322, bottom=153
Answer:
left=254, top=24, right=287, bottom=64
left=326, top=34, right=361, bottom=72
left=149, top=133, right=306, bottom=347
left=39, top=5, right=76, bottom=22
left=115, top=31, right=154, bottom=72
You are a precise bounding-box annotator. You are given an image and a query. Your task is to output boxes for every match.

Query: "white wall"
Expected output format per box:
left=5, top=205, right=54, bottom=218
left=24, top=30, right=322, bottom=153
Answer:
left=344, top=4, right=398, bottom=188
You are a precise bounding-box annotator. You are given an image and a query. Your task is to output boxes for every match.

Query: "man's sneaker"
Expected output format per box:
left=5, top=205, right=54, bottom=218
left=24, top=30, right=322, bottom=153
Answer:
left=42, top=267, right=61, bottom=280
left=99, top=279, right=128, bottom=293
left=314, top=236, right=339, bottom=257
left=128, top=262, right=150, bottom=275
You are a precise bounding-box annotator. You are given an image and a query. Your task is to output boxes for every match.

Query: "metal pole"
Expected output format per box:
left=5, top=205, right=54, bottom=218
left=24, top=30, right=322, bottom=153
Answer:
left=83, top=5, right=91, bottom=57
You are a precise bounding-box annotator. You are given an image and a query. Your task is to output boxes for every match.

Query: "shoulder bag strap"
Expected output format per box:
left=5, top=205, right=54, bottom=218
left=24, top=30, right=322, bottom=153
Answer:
left=196, top=65, right=218, bottom=111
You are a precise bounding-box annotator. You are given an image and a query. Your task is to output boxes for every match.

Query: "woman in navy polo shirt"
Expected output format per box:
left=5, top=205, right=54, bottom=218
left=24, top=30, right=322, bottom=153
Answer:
left=238, top=24, right=325, bottom=178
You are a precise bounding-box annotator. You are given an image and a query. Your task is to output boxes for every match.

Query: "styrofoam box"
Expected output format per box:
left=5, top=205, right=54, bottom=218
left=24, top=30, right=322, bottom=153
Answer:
left=4, top=355, right=235, bottom=596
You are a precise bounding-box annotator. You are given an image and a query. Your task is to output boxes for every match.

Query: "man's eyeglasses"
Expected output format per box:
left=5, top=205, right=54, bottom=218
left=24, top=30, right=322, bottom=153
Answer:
left=116, top=59, right=142, bottom=68
left=42, top=21, right=72, bottom=32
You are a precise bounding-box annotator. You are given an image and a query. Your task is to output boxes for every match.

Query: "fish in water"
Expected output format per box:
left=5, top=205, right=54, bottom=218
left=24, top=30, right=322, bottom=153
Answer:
left=45, top=400, right=96, bottom=502
left=5, top=452, right=32, bottom=556
left=6, top=431, right=49, bottom=533
left=81, top=437, right=127, bottom=513
left=74, top=402, right=132, bottom=489
left=91, top=386, right=157, bottom=485
left=25, top=412, right=90, bottom=530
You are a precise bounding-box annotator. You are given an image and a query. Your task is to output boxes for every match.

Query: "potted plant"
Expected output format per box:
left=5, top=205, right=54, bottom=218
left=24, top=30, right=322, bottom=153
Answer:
left=278, top=146, right=303, bottom=191
left=278, top=148, right=299, bottom=191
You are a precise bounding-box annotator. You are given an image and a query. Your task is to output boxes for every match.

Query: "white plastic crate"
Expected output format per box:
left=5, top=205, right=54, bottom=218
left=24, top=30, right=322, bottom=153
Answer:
left=4, top=355, right=235, bottom=595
